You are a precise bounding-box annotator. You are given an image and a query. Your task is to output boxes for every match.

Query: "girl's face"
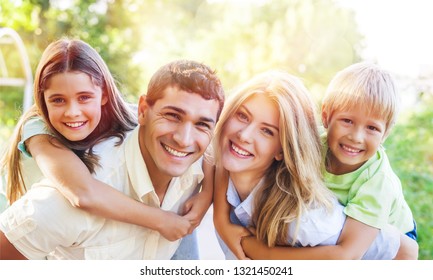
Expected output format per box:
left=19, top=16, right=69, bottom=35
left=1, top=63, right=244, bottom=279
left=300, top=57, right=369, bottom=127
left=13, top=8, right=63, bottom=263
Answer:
left=221, top=93, right=283, bottom=177
left=44, top=71, right=107, bottom=141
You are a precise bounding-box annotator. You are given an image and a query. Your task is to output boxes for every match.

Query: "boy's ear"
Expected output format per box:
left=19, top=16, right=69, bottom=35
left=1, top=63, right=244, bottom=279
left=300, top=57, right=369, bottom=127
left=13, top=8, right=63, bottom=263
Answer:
left=321, top=110, right=329, bottom=128
left=138, top=95, right=149, bottom=125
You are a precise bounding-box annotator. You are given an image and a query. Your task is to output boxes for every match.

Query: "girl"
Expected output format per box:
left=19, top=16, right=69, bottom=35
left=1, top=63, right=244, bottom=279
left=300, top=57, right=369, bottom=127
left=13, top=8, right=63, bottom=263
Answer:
left=0, top=38, right=198, bottom=242
left=213, top=70, right=414, bottom=260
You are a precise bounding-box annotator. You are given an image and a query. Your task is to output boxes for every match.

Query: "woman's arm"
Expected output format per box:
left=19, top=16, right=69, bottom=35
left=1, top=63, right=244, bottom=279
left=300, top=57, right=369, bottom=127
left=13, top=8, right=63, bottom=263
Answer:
left=26, top=134, right=192, bottom=241
left=212, top=166, right=251, bottom=259
left=241, top=217, right=379, bottom=260
left=182, top=159, right=214, bottom=231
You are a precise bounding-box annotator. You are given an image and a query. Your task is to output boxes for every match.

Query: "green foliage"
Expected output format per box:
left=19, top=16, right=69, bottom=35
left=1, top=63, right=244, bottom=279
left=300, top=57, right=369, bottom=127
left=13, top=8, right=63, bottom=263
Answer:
left=385, top=94, right=433, bottom=260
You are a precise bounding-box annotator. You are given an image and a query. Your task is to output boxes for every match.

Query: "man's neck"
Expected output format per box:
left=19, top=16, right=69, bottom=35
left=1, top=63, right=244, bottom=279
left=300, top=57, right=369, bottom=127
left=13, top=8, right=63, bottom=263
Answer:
left=138, top=128, right=172, bottom=205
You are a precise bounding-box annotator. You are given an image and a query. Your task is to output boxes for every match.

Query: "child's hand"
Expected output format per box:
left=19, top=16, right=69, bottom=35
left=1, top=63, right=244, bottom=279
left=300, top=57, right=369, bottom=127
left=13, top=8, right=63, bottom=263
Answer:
left=223, top=223, right=252, bottom=260
left=157, top=211, right=194, bottom=241
left=182, top=189, right=213, bottom=230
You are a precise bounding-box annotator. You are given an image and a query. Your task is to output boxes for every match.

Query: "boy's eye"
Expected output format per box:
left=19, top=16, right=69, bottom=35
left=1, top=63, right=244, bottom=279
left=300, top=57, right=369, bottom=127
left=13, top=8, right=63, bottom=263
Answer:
left=367, top=125, right=380, bottom=132
left=342, top=118, right=353, bottom=124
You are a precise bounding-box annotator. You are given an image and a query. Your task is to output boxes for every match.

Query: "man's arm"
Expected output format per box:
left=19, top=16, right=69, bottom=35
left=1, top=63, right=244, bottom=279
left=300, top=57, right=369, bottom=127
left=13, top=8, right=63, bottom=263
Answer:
left=0, top=231, right=27, bottom=260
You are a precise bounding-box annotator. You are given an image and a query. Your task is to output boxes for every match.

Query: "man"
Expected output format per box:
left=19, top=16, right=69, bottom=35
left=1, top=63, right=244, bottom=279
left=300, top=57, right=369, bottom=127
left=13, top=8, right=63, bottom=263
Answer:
left=0, top=60, right=225, bottom=259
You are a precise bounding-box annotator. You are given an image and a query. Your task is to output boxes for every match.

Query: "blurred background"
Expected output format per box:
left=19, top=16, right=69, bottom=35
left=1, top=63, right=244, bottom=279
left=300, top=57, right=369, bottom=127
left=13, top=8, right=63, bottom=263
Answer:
left=0, top=0, right=432, bottom=259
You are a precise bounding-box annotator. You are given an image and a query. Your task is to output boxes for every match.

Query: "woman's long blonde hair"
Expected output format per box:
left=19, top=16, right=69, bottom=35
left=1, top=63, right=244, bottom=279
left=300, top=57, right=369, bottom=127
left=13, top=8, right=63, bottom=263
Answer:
left=214, top=71, right=335, bottom=247
left=1, top=38, right=137, bottom=204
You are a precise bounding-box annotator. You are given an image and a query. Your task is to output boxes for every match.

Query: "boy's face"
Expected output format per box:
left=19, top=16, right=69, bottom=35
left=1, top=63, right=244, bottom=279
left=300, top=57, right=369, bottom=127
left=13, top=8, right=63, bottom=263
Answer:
left=322, top=106, right=387, bottom=175
left=137, top=86, right=219, bottom=183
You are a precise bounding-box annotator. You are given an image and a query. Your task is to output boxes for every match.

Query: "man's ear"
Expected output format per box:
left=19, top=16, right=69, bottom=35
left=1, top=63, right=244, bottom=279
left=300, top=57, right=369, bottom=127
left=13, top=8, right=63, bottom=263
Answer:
left=321, top=110, right=329, bottom=128
left=138, top=95, right=149, bottom=125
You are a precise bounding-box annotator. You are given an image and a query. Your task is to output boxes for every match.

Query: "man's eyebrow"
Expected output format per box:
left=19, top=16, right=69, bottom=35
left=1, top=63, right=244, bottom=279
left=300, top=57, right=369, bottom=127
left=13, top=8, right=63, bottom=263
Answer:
left=162, top=105, right=216, bottom=124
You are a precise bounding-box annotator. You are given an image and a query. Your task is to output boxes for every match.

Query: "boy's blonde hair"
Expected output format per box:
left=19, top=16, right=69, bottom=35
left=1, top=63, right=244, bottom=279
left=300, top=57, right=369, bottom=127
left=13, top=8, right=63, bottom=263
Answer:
left=214, top=70, right=334, bottom=247
left=322, top=62, right=400, bottom=135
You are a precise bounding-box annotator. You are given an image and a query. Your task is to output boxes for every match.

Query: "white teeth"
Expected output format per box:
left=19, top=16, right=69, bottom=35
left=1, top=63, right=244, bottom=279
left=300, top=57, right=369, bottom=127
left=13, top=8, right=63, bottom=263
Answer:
left=65, top=122, right=85, bottom=128
left=163, top=144, right=188, bottom=157
left=342, top=145, right=361, bottom=153
left=231, top=143, right=251, bottom=156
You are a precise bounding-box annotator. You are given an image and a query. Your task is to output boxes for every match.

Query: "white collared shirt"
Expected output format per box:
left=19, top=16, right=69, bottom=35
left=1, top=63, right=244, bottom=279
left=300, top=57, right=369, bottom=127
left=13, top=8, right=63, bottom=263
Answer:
left=227, top=177, right=346, bottom=246
left=225, top=177, right=400, bottom=259
left=0, top=127, right=203, bottom=260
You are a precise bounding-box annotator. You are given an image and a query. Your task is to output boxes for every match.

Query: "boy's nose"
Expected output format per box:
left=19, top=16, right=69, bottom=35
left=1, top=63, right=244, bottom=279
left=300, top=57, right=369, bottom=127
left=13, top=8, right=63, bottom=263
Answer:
left=349, top=127, right=364, bottom=142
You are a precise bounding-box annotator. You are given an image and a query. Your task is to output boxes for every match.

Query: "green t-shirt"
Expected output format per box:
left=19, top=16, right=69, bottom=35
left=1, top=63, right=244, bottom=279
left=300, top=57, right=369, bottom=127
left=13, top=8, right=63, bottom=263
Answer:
left=323, top=136, right=414, bottom=233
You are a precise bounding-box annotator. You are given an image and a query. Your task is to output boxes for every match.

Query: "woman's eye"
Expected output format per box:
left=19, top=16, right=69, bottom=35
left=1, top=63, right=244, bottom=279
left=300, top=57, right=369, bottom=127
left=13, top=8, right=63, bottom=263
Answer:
left=237, top=112, right=248, bottom=121
left=262, top=128, right=274, bottom=136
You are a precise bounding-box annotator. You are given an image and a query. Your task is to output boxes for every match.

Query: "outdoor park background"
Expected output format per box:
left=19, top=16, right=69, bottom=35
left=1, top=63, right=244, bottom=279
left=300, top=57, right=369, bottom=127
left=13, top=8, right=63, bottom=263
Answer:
left=0, top=0, right=432, bottom=259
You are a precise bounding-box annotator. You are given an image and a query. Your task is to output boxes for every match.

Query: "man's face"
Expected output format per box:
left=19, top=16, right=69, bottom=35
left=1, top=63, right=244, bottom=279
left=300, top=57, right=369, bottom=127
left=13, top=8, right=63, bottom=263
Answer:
left=138, top=86, right=219, bottom=183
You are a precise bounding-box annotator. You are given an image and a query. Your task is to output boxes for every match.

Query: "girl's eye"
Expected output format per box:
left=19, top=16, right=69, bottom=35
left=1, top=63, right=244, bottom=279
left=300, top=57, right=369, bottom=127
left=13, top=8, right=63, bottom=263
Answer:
left=78, top=95, right=91, bottom=102
left=51, top=98, right=65, bottom=104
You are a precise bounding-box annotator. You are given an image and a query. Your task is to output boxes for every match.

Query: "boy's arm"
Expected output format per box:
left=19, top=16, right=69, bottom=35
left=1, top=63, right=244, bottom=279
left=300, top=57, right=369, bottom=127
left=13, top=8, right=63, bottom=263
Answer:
left=182, top=159, right=214, bottom=230
left=26, top=134, right=192, bottom=241
left=213, top=166, right=251, bottom=259
left=241, top=217, right=380, bottom=259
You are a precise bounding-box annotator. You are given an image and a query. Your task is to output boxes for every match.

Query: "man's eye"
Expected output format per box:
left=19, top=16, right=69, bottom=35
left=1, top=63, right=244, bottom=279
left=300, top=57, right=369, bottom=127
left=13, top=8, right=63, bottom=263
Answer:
left=165, top=112, right=181, bottom=120
left=197, top=122, right=211, bottom=130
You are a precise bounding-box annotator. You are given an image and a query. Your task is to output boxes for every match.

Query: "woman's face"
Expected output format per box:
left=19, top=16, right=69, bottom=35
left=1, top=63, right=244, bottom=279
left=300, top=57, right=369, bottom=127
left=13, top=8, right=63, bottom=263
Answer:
left=220, top=93, right=283, bottom=177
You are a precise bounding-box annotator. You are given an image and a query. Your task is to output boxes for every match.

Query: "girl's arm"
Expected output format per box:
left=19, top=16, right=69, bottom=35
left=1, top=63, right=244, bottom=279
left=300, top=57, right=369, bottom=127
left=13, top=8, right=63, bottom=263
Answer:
left=241, top=217, right=380, bottom=260
left=181, top=159, right=214, bottom=230
left=213, top=166, right=251, bottom=259
left=26, top=134, right=192, bottom=241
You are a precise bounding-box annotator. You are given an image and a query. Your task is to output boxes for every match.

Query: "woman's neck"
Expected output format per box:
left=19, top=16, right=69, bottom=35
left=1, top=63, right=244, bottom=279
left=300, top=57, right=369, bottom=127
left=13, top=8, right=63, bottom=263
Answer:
left=230, top=171, right=264, bottom=202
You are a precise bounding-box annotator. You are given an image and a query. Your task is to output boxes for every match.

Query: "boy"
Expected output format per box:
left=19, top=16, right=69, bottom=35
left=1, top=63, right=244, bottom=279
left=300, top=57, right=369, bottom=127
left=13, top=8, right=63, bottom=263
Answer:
left=321, top=62, right=417, bottom=254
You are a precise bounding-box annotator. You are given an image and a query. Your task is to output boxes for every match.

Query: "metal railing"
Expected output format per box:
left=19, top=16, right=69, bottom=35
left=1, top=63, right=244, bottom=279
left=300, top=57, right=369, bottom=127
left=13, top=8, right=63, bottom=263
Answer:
left=0, top=27, right=33, bottom=111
